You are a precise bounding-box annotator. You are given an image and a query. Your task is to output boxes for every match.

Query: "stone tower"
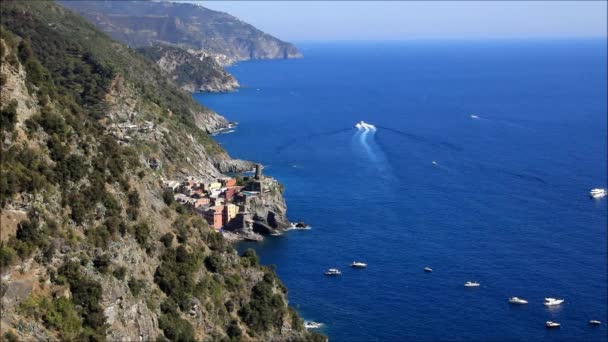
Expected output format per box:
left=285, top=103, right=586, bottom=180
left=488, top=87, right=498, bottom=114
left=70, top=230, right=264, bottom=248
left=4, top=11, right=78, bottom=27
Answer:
left=254, top=163, right=263, bottom=180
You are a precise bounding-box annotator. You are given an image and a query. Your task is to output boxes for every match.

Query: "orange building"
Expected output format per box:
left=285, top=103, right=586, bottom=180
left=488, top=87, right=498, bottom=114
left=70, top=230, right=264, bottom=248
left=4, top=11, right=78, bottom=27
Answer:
left=203, top=205, right=224, bottom=230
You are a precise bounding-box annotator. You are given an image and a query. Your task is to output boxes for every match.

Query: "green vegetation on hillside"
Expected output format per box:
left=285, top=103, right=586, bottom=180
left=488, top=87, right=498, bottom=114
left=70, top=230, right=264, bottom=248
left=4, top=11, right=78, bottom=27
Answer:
left=0, top=1, right=320, bottom=341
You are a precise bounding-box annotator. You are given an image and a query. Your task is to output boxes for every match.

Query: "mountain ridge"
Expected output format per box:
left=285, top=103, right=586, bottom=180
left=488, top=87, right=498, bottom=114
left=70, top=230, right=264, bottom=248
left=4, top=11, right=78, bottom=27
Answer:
left=58, top=0, right=302, bottom=66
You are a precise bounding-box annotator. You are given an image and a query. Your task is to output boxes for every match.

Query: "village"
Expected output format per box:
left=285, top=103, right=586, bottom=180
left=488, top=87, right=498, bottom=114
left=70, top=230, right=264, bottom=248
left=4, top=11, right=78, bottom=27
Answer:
left=163, top=165, right=271, bottom=235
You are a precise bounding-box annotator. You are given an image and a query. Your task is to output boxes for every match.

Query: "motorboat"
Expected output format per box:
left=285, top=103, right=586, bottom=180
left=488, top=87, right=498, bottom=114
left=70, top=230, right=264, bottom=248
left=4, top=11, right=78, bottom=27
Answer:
left=355, top=120, right=376, bottom=131
left=590, top=188, right=607, bottom=199
left=544, top=298, right=564, bottom=306
left=589, top=320, right=601, bottom=325
left=546, top=321, right=561, bottom=328
left=304, top=321, right=322, bottom=329
left=324, top=268, right=341, bottom=276
left=470, top=114, right=480, bottom=119
left=432, top=161, right=438, bottom=166
left=424, top=267, right=433, bottom=272
left=351, top=261, right=367, bottom=268
left=508, top=297, right=528, bottom=304
left=464, top=281, right=480, bottom=287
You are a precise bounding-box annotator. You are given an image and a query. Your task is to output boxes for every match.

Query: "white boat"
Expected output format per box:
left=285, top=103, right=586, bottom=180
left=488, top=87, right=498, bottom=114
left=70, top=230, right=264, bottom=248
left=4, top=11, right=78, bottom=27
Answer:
left=590, top=188, right=607, bottom=199
left=470, top=114, right=480, bottom=119
left=464, top=281, right=480, bottom=287
left=589, top=320, right=601, bottom=325
left=544, top=297, right=564, bottom=306
left=324, top=268, right=341, bottom=276
left=546, top=321, right=561, bottom=328
left=508, top=297, right=528, bottom=304
left=432, top=161, right=438, bottom=166
left=424, top=267, right=433, bottom=272
left=304, top=321, right=322, bottom=329
left=351, top=261, right=367, bottom=268
left=354, top=120, right=376, bottom=131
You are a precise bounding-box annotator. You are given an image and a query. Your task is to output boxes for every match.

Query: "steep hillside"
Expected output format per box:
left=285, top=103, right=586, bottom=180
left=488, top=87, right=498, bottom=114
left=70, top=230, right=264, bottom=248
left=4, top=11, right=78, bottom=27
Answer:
left=137, top=44, right=239, bottom=93
left=58, top=0, right=302, bottom=66
left=0, top=1, right=321, bottom=341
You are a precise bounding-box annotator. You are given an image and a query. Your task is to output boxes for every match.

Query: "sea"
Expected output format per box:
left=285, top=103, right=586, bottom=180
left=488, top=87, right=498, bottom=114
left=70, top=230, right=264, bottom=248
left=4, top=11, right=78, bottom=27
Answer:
left=194, top=40, right=607, bottom=341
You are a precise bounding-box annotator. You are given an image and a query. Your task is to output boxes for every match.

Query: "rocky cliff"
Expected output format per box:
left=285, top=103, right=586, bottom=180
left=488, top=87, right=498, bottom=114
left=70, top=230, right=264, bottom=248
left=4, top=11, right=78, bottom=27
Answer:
left=137, top=44, right=239, bottom=93
left=0, top=2, right=321, bottom=341
left=58, top=0, right=302, bottom=66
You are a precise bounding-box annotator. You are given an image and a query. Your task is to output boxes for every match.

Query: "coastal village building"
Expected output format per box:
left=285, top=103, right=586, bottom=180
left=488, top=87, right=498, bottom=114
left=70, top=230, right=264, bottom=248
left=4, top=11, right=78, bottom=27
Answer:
left=163, top=164, right=270, bottom=231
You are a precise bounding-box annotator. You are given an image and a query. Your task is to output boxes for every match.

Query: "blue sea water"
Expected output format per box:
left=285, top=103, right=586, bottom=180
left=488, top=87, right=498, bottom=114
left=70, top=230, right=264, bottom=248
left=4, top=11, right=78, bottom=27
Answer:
left=194, top=40, right=607, bottom=341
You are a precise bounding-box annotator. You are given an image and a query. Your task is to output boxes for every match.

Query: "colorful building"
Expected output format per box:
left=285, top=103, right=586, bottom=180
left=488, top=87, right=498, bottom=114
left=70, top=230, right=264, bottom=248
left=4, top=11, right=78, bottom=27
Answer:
left=224, top=203, right=239, bottom=223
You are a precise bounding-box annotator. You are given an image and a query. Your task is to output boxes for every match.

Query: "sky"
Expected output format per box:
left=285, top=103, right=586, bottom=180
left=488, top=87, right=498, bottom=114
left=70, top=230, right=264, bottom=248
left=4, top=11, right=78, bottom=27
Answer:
left=187, top=1, right=608, bottom=41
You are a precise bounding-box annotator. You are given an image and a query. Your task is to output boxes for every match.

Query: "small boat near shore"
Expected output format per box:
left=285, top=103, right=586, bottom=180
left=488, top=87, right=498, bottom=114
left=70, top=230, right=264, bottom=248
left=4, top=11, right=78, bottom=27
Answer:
left=544, top=298, right=564, bottom=306
left=304, top=321, right=322, bottom=329
left=546, top=321, right=561, bottom=328
left=288, top=222, right=311, bottom=230
left=508, top=297, right=528, bottom=304
left=351, top=261, right=367, bottom=268
left=589, top=320, right=601, bottom=325
left=464, top=281, right=480, bottom=287
left=324, top=268, right=341, bottom=276
left=424, top=267, right=433, bottom=272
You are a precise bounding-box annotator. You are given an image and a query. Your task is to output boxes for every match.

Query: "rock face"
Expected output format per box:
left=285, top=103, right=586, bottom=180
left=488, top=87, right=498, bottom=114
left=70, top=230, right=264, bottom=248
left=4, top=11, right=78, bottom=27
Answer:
left=137, top=44, right=239, bottom=93
left=58, top=0, right=302, bottom=66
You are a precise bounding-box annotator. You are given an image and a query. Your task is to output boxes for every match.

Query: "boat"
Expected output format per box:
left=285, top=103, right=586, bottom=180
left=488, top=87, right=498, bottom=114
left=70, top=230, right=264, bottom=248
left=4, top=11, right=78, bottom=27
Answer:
left=354, top=120, right=376, bottom=131
left=470, top=114, right=480, bottom=119
left=351, top=261, right=367, bottom=268
left=324, top=268, right=341, bottom=276
left=508, top=297, right=528, bottom=304
left=546, top=321, right=561, bottom=328
left=424, top=267, right=433, bottom=272
left=304, top=321, right=322, bottom=329
left=589, top=320, right=601, bottom=325
left=464, top=281, right=480, bottom=287
left=544, top=298, right=564, bottom=306
left=431, top=161, right=438, bottom=166
left=590, top=188, right=607, bottom=199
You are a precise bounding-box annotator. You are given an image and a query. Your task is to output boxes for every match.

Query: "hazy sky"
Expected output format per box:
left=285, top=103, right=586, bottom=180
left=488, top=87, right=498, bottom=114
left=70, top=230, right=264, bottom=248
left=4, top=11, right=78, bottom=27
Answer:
left=191, top=1, right=607, bottom=41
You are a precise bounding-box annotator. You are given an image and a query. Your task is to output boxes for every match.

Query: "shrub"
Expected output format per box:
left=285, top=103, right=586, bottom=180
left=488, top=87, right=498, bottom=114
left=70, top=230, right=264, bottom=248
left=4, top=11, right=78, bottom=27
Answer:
left=132, top=223, right=150, bottom=248
left=159, top=312, right=194, bottom=342
left=160, top=233, right=173, bottom=248
left=57, top=261, right=107, bottom=337
left=113, top=266, right=127, bottom=280
left=226, top=320, right=242, bottom=341
left=3, top=332, right=19, bottom=342
left=128, top=278, right=147, bottom=297
left=204, top=254, right=223, bottom=274
left=240, top=249, right=258, bottom=267
left=238, top=278, right=286, bottom=334
left=0, top=100, right=18, bottom=132
left=0, top=243, right=16, bottom=267
left=162, top=189, right=174, bottom=206
left=93, top=254, right=111, bottom=274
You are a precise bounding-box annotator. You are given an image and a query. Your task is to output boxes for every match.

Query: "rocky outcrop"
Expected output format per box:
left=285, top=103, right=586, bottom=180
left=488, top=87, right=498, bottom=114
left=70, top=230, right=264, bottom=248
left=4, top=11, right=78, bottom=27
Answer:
left=58, top=0, right=302, bottom=66
left=138, top=44, right=239, bottom=93
left=214, top=158, right=256, bottom=174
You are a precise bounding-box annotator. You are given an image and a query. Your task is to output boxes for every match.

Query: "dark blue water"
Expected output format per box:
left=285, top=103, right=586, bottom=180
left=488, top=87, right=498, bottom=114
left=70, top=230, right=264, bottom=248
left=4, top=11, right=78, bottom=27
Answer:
left=194, top=40, right=607, bottom=341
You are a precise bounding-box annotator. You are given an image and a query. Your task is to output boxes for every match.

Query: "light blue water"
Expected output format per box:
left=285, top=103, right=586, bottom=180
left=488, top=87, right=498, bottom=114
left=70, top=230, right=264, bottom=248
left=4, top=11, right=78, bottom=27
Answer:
left=194, top=40, right=607, bottom=341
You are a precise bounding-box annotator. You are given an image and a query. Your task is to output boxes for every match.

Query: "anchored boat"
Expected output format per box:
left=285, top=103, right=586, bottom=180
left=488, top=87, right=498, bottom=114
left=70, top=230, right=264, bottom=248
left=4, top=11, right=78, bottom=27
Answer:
left=544, top=298, right=564, bottom=306
left=324, top=268, right=341, bottom=276
left=508, top=297, right=528, bottom=304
